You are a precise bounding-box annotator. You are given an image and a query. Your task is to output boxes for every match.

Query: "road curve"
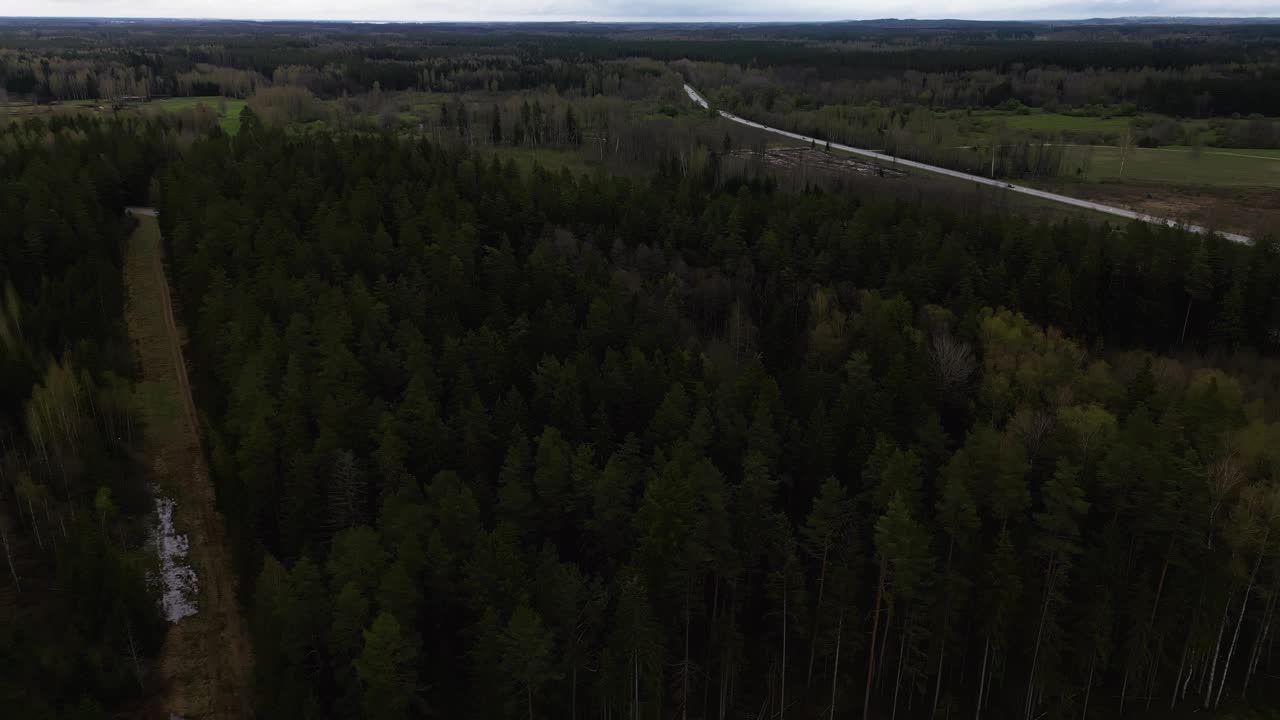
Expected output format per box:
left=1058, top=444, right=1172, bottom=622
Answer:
left=684, top=84, right=1250, bottom=244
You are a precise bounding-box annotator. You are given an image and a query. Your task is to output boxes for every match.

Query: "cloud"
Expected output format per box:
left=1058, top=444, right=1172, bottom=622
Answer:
left=2, top=0, right=1276, bottom=21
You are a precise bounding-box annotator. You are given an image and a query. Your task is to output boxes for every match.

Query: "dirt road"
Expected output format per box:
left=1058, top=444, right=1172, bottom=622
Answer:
left=125, top=208, right=253, bottom=719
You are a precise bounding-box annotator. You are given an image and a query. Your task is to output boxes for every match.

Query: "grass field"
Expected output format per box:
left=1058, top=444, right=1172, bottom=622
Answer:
left=491, top=146, right=599, bottom=175
left=0, top=98, right=97, bottom=118
left=1060, top=144, right=1280, bottom=186
left=2, top=96, right=247, bottom=133
left=774, top=124, right=1280, bottom=190
left=967, top=111, right=1280, bottom=188
left=970, top=109, right=1227, bottom=138
left=1181, top=146, right=1280, bottom=159
left=731, top=110, right=1275, bottom=236
left=995, top=112, right=1137, bottom=134
left=124, top=213, right=192, bottom=476
left=140, top=97, right=247, bottom=134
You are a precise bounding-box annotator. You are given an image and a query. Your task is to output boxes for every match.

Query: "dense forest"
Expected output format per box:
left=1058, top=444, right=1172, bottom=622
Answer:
left=5, top=19, right=1280, bottom=118
left=146, top=108, right=1280, bottom=719
left=1, top=17, right=1280, bottom=720
left=0, top=117, right=171, bottom=716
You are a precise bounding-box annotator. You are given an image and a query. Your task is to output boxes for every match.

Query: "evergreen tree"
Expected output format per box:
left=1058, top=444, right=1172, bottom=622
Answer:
left=355, top=613, right=420, bottom=719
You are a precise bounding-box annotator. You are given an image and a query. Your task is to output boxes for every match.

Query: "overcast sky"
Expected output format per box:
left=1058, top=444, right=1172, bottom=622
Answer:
left=6, top=0, right=1278, bottom=22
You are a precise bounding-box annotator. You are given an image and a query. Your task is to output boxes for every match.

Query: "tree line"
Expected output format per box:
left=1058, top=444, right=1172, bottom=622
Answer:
left=7, top=20, right=1280, bottom=119
left=0, top=116, right=175, bottom=718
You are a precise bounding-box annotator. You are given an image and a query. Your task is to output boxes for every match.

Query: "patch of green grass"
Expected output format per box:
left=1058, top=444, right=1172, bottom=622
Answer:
left=998, top=112, right=1136, bottom=134
left=1061, top=145, right=1280, bottom=187
left=3, top=96, right=248, bottom=133
left=491, top=146, right=597, bottom=175
left=142, top=96, right=247, bottom=134
left=1183, top=146, right=1280, bottom=159
left=219, top=101, right=247, bottom=135
left=0, top=100, right=93, bottom=117
left=133, top=379, right=183, bottom=449
left=126, top=214, right=191, bottom=449
left=146, top=97, right=215, bottom=111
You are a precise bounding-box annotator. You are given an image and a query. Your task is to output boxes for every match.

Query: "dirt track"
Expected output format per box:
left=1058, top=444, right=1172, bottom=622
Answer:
left=125, top=208, right=253, bottom=719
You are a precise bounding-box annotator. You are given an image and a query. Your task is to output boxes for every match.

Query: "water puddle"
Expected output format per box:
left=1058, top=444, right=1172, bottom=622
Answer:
left=150, top=494, right=199, bottom=622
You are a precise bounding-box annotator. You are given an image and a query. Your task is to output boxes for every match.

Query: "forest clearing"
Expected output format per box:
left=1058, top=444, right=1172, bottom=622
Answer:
left=731, top=146, right=908, bottom=178
left=124, top=210, right=253, bottom=719
left=1058, top=144, right=1280, bottom=186
left=1, top=96, right=245, bottom=134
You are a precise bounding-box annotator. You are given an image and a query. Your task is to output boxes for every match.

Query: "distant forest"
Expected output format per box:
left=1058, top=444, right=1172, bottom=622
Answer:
left=4, top=19, right=1280, bottom=116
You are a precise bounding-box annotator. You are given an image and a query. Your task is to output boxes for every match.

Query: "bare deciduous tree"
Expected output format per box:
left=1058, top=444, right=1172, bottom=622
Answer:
left=929, top=331, right=978, bottom=393
left=1010, top=407, right=1056, bottom=463
left=0, top=513, right=19, bottom=591
left=1207, top=449, right=1246, bottom=548
left=327, top=450, right=367, bottom=531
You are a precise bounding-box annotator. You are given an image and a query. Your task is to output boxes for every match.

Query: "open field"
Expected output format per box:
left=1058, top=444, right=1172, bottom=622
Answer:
left=140, top=97, right=247, bottom=134
left=732, top=125, right=1133, bottom=229
left=1172, top=146, right=1280, bottom=159
left=732, top=146, right=906, bottom=177
left=756, top=101, right=1279, bottom=203
left=964, top=108, right=1280, bottom=141
left=698, top=87, right=1257, bottom=240
left=1059, top=144, right=1280, bottom=186
left=1027, top=179, right=1280, bottom=239
left=994, top=111, right=1138, bottom=134
left=2, top=96, right=246, bottom=133
left=0, top=98, right=96, bottom=117
left=840, top=136, right=1276, bottom=236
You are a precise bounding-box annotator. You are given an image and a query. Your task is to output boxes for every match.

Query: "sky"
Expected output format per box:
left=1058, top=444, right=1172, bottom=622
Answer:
left=5, top=0, right=1278, bottom=22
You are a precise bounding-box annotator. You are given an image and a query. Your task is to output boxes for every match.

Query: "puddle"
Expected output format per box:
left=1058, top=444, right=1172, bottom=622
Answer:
left=150, top=494, right=199, bottom=622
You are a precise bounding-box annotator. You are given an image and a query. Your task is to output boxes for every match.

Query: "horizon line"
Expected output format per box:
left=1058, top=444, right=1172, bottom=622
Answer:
left=5, top=14, right=1280, bottom=24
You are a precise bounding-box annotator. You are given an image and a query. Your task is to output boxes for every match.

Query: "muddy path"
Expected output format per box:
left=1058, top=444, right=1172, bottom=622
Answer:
left=125, top=208, right=253, bottom=719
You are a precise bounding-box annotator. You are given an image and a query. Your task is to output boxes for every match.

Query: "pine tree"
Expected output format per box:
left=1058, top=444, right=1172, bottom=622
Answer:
left=502, top=603, right=559, bottom=720
left=355, top=613, right=420, bottom=719
left=801, top=477, right=852, bottom=688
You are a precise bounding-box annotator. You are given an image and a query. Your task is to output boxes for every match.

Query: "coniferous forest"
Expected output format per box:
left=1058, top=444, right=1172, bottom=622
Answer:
left=151, top=111, right=1280, bottom=720
left=2, top=17, right=1280, bottom=720
left=0, top=117, right=173, bottom=714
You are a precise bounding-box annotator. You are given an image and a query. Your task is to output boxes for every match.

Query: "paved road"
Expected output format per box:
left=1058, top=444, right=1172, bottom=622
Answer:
left=684, top=84, right=1250, bottom=244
